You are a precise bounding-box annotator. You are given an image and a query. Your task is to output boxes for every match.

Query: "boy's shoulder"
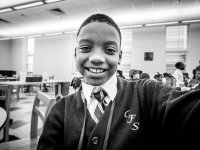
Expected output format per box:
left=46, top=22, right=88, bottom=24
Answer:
left=122, top=78, right=161, bottom=88
left=49, top=93, right=78, bottom=118
left=118, top=77, right=166, bottom=94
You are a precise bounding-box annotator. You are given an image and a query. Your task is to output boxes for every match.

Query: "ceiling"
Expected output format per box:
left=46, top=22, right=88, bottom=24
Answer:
left=0, top=0, right=200, bottom=39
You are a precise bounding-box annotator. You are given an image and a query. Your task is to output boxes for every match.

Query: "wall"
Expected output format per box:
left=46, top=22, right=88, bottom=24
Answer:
left=0, top=23, right=199, bottom=80
left=132, top=26, right=166, bottom=78
left=187, top=23, right=200, bottom=77
left=34, top=34, right=76, bottom=81
left=0, top=40, right=11, bottom=69
left=10, top=39, right=27, bottom=73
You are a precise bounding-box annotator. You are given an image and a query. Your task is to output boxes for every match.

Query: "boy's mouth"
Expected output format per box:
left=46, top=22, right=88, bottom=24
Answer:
left=87, top=68, right=106, bottom=74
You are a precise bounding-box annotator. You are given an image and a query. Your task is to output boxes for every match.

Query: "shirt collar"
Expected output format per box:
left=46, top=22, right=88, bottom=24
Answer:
left=82, top=73, right=117, bottom=104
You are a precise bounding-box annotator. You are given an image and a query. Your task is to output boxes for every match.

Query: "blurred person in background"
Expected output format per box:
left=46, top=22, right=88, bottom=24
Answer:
left=163, top=72, right=176, bottom=87
left=183, top=72, right=190, bottom=87
left=154, top=72, right=163, bottom=82
left=117, top=70, right=125, bottom=79
left=172, top=62, right=185, bottom=87
left=187, top=65, right=200, bottom=88
left=129, top=69, right=140, bottom=81
left=140, top=73, right=150, bottom=79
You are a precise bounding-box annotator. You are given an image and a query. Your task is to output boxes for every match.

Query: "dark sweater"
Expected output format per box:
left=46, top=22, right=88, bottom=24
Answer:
left=37, top=78, right=200, bottom=150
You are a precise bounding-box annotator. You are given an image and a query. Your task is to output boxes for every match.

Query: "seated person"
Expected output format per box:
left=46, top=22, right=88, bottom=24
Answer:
left=70, top=77, right=83, bottom=90
left=188, top=65, right=200, bottom=88
left=183, top=72, right=190, bottom=87
left=154, top=72, right=163, bottom=82
left=129, top=69, right=140, bottom=81
left=163, top=72, right=176, bottom=87
left=117, top=70, right=125, bottom=79
left=140, top=73, right=150, bottom=79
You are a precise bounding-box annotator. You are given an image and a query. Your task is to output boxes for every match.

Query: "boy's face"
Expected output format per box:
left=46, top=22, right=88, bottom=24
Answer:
left=75, top=22, right=122, bottom=86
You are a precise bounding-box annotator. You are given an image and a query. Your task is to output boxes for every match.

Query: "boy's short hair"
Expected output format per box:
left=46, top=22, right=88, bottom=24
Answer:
left=77, top=13, right=122, bottom=46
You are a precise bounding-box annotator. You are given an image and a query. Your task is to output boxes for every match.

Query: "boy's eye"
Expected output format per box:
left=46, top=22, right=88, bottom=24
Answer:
left=79, top=46, right=92, bottom=52
left=105, top=47, right=118, bottom=55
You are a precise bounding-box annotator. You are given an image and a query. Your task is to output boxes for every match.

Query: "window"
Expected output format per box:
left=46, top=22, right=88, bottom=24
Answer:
left=165, top=25, right=188, bottom=73
left=27, top=38, right=35, bottom=73
left=165, top=52, right=186, bottom=73
left=119, top=29, right=132, bottom=78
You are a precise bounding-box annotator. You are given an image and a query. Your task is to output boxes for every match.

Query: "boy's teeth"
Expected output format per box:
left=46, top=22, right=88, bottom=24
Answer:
left=89, top=68, right=104, bottom=73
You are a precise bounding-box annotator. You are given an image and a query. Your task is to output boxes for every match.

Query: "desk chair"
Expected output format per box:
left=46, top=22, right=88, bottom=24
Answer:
left=25, top=76, right=42, bottom=95
left=11, top=86, right=20, bottom=101
left=42, top=72, right=53, bottom=92
left=30, top=91, right=56, bottom=139
left=0, top=90, right=53, bottom=148
left=18, top=71, right=28, bottom=93
left=0, top=85, right=11, bottom=142
left=0, top=107, right=7, bottom=131
left=0, top=107, right=7, bottom=141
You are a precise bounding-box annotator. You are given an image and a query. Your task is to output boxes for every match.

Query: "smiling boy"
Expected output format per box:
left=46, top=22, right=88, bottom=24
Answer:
left=75, top=15, right=122, bottom=86
left=37, top=14, right=200, bottom=150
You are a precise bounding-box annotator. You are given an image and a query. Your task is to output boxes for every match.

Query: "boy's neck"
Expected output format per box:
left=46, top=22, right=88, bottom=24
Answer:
left=82, top=73, right=117, bottom=101
left=83, top=73, right=117, bottom=87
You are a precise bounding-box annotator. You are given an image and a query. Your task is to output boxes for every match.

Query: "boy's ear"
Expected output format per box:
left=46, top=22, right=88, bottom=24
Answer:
left=74, top=48, right=77, bottom=57
left=118, top=50, right=122, bottom=65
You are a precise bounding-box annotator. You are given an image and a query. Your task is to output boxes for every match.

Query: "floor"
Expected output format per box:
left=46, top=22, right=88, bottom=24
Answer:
left=1, top=86, right=75, bottom=142
left=10, top=91, right=54, bottom=139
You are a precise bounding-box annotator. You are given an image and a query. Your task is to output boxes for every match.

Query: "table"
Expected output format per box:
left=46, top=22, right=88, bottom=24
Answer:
left=0, top=107, right=7, bottom=131
left=0, top=77, right=18, bottom=81
left=0, top=80, right=70, bottom=142
left=0, top=138, right=38, bottom=150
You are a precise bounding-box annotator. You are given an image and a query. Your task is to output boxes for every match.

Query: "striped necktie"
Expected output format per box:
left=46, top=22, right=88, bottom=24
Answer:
left=92, top=87, right=107, bottom=122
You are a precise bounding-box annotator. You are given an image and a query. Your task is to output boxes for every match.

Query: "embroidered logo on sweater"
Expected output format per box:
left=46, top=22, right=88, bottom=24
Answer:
left=124, top=110, right=140, bottom=131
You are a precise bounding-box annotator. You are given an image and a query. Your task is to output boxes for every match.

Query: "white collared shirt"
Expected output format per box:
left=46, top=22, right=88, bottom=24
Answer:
left=81, top=73, right=117, bottom=122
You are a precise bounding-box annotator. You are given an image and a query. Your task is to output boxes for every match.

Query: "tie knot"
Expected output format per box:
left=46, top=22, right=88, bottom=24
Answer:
left=92, top=87, right=107, bottom=102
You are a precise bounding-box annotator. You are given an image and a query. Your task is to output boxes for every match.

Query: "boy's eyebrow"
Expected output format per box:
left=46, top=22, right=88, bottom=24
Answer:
left=78, top=39, right=119, bottom=47
left=78, top=39, right=94, bottom=45
left=104, top=41, right=119, bottom=47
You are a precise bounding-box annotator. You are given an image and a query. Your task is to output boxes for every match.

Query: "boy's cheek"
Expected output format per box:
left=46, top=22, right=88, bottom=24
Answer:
left=76, top=66, right=84, bottom=76
left=75, top=54, right=84, bottom=63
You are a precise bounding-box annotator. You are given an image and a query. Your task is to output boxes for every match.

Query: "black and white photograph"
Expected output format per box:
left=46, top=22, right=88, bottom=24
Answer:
left=0, top=0, right=200, bottom=150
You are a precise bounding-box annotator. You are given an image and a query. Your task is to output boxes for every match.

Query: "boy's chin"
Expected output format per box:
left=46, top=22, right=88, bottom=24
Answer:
left=85, top=78, right=107, bottom=86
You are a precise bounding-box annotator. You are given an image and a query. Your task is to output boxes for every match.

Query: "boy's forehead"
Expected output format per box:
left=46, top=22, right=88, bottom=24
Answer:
left=77, top=22, right=120, bottom=45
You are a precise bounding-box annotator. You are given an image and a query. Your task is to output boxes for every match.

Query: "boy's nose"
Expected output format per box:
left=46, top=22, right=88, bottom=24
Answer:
left=89, top=54, right=105, bottom=63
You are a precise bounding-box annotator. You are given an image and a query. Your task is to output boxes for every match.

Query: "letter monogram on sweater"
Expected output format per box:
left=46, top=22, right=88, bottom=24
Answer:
left=124, top=110, right=140, bottom=131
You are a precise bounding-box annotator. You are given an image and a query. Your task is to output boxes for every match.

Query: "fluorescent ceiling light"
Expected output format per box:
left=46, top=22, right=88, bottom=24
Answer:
left=146, top=21, right=178, bottom=26
left=64, top=31, right=77, bottom=34
left=44, top=32, right=63, bottom=36
left=0, top=37, right=11, bottom=40
left=14, top=2, right=44, bottom=10
left=0, top=8, right=13, bottom=13
left=182, top=19, right=200, bottom=23
left=45, top=0, right=62, bottom=3
left=120, top=25, right=143, bottom=29
left=12, top=36, right=26, bottom=39
left=28, top=34, right=43, bottom=38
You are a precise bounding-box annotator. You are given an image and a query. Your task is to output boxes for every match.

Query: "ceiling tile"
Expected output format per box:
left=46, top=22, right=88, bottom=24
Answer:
left=0, top=0, right=199, bottom=38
